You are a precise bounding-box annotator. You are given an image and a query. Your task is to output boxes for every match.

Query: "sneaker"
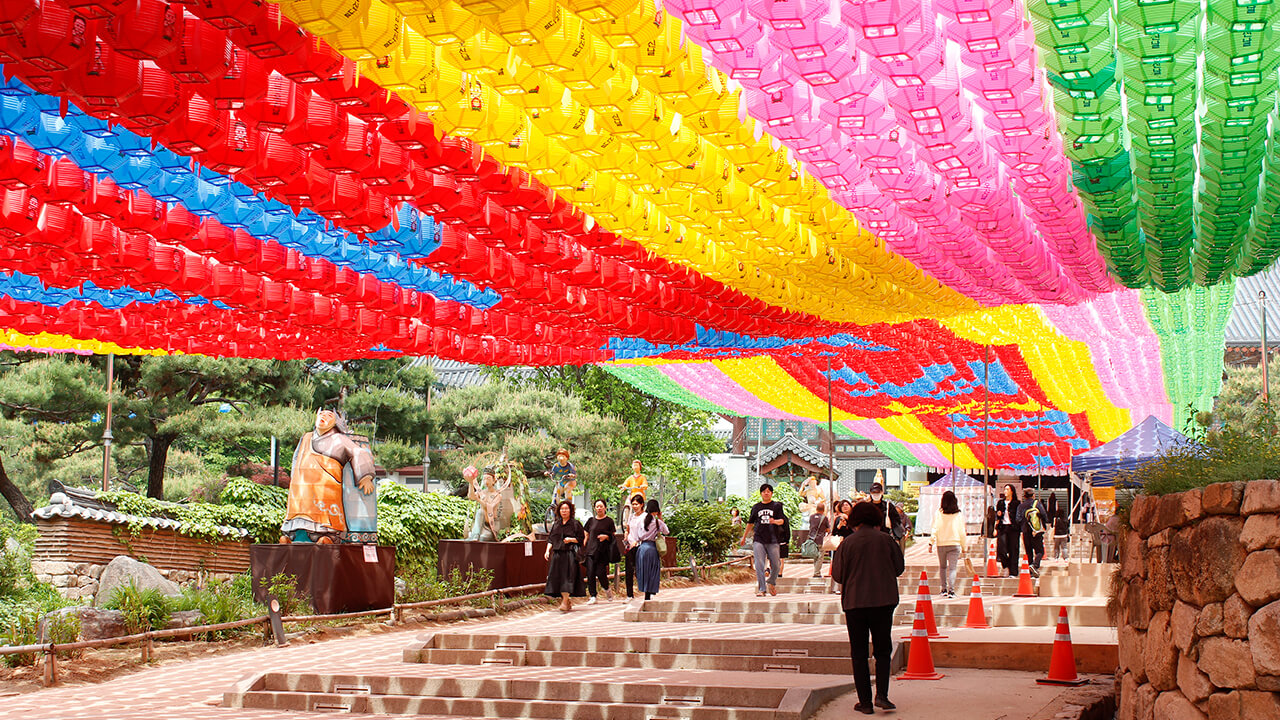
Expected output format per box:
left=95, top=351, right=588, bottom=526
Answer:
left=874, top=697, right=896, bottom=710
left=1029, top=566, right=1040, bottom=578
left=586, top=596, right=598, bottom=605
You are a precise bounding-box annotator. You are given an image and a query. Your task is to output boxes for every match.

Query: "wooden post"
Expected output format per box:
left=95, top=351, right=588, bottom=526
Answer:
left=43, top=646, right=57, bottom=686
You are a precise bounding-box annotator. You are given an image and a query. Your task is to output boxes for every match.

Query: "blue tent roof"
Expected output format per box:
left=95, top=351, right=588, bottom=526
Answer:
left=1072, top=415, right=1196, bottom=486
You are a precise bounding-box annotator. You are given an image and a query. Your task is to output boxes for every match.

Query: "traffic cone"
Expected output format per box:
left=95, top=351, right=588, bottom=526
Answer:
left=985, top=537, right=1000, bottom=578
left=898, top=603, right=945, bottom=680
left=962, top=575, right=989, bottom=629
left=1036, top=606, right=1088, bottom=686
left=1014, top=556, right=1036, bottom=597
left=913, top=570, right=946, bottom=639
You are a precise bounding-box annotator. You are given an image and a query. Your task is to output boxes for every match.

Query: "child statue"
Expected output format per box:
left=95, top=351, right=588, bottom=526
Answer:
left=544, top=447, right=577, bottom=504
left=618, top=459, right=648, bottom=500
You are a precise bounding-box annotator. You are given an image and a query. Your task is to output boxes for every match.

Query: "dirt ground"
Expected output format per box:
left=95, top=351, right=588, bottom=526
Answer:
left=0, top=565, right=751, bottom=697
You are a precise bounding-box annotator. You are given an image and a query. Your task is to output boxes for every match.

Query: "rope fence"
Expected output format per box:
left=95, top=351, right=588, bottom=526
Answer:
left=0, top=553, right=751, bottom=686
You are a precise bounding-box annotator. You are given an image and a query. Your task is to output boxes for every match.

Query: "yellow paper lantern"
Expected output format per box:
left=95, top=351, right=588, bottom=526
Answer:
left=404, top=4, right=480, bottom=45
left=578, top=65, right=639, bottom=113
left=396, top=47, right=465, bottom=111
left=435, top=77, right=497, bottom=136
left=562, top=0, right=640, bottom=24
left=597, top=0, right=662, bottom=49
left=360, top=25, right=433, bottom=91
left=444, top=29, right=509, bottom=76
left=454, top=0, right=524, bottom=17
left=535, top=91, right=591, bottom=139
left=480, top=0, right=563, bottom=47
left=555, top=35, right=615, bottom=91
left=278, top=0, right=373, bottom=35
left=487, top=54, right=552, bottom=107
left=616, top=12, right=684, bottom=75
left=518, top=14, right=592, bottom=74
left=329, top=2, right=404, bottom=60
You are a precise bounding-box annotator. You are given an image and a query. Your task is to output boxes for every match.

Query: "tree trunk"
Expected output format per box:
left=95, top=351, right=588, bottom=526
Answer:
left=0, top=455, right=34, bottom=522
left=146, top=434, right=176, bottom=499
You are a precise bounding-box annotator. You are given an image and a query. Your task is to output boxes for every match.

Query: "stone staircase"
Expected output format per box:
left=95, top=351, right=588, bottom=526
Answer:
left=402, top=630, right=903, bottom=676
left=223, top=666, right=854, bottom=720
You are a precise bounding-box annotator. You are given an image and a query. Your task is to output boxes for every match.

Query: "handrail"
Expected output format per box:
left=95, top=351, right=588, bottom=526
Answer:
left=0, top=552, right=751, bottom=680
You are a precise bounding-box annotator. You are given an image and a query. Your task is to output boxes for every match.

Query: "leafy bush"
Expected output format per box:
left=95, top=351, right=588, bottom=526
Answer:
left=398, top=558, right=494, bottom=606
left=886, top=489, right=918, bottom=514
left=100, top=476, right=287, bottom=544
left=264, top=573, right=311, bottom=617
left=376, top=482, right=475, bottom=568
left=104, top=582, right=172, bottom=634
left=1, top=613, right=38, bottom=666
left=666, top=502, right=738, bottom=563
left=0, top=518, right=68, bottom=660
left=1134, top=410, right=1280, bottom=497
left=171, top=574, right=262, bottom=638
left=47, top=612, right=81, bottom=657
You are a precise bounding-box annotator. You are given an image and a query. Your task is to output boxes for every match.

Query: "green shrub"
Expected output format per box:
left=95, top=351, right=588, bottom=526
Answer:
left=375, top=482, right=476, bottom=569
left=104, top=582, right=172, bottom=634
left=171, top=574, right=262, bottom=638
left=398, top=558, right=494, bottom=606
left=1, top=612, right=38, bottom=666
left=666, top=502, right=738, bottom=563
left=47, top=612, right=81, bottom=657
left=264, top=573, right=311, bottom=617
left=1134, top=410, right=1280, bottom=497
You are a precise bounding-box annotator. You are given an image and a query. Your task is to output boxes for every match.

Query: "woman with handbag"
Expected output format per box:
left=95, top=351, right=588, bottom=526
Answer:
left=631, top=498, right=669, bottom=600
left=583, top=499, right=618, bottom=604
left=544, top=500, right=586, bottom=612
left=808, top=502, right=831, bottom=578
left=928, top=490, right=966, bottom=598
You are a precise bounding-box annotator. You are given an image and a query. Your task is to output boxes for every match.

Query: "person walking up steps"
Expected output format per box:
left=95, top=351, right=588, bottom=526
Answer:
left=623, top=495, right=644, bottom=598
left=809, top=502, right=831, bottom=578
left=996, top=484, right=1022, bottom=578
left=583, top=499, right=617, bottom=604
left=741, top=483, right=787, bottom=597
left=832, top=501, right=905, bottom=714
left=929, top=490, right=966, bottom=598
left=631, top=499, right=668, bottom=600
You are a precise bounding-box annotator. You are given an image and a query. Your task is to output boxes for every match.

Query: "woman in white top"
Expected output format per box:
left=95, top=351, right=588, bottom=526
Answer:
left=631, top=498, right=669, bottom=600
left=929, top=490, right=967, bottom=598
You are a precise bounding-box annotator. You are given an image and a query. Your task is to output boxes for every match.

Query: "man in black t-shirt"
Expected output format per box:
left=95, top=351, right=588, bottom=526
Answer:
left=741, top=483, right=787, bottom=597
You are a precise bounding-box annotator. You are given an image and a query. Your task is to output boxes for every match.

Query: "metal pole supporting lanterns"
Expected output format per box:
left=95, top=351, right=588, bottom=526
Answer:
left=984, top=345, right=991, bottom=512
left=101, top=353, right=114, bottom=491
left=826, top=354, right=836, bottom=505
left=1262, top=291, right=1269, bottom=402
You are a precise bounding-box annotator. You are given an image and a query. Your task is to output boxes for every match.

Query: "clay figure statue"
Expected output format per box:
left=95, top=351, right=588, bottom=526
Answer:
left=281, top=408, right=378, bottom=544
left=544, top=447, right=578, bottom=504
left=799, top=475, right=826, bottom=515
left=466, top=463, right=527, bottom=541
left=618, top=459, right=648, bottom=501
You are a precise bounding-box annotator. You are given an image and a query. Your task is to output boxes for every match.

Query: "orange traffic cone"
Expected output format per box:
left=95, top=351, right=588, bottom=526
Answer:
left=913, top=570, right=946, bottom=639
left=1036, top=606, right=1088, bottom=686
left=962, top=575, right=989, bottom=629
left=985, top=537, right=1000, bottom=578
left=1014, top=556, right=1036, bottom=597
left=898, top=603, right=945, bottom=680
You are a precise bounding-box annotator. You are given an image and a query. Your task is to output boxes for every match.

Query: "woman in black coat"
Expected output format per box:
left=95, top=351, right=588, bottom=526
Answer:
left=583, top=499, right=618, bottom=604
left=995, top=484, right=1022, bottom=577
left=544, top=500, right=586, bottom=611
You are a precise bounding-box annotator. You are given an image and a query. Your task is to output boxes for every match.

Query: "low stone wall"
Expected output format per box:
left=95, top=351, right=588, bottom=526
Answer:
left=1116, top=479, right=1280, bottom=720
left=31, top=560, right=238, bottom=602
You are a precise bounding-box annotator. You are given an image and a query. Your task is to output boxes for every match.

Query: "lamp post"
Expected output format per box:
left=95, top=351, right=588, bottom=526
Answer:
left=101, top=353, right=114, bottom=491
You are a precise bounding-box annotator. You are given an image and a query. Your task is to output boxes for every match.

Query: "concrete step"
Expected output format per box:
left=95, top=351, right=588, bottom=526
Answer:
left=902, top=627, right=1118, bottom=675
left=1037, top=575, right=1111, bottom=597
left=990, top=598, right=1111, bottom=628
left=224, top=668, right=854, bottom=720
left=413, top=647, right=865, bottom=674
left=765, top=576, right=1025, bottom=597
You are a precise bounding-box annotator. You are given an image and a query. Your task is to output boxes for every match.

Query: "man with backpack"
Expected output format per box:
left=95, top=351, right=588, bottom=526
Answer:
left=1020, top=488, right=1047, bottom=576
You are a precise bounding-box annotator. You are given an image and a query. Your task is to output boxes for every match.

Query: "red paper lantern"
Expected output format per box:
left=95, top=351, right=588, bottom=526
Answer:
left=0, top=0, right=37, bottom=36
left=36, top=158, right=91, bottom=207
left=274, top=37, right=344, bottom=85
left=0, top=137, right=49, bottom=191
left=282, top=92, right=344, bottom=152
left=0, top=188, right=41, bottom=238
left=135, top=244, right=185, bottom=290
left=114, top=63, right=187, bottom=129
left=199, top=116, right=258, bottom=174
left=185, top=0, right=268, bottom=30
left=156, top=92, right=227, bottom=155
left=236, top=71, right=306, bottom=133
left=10, top=2, right=96, bottom=76
left=251, top=132, right=305, bottom=187
left=100, top=0, right=179, bottom=60
left=156, top=11, right=229, bottom=85
left=316, top=115, right=378, bottom=175
left=206, top=46, right=270, bottom=110
left=65, top=41, right=141, bottom=112
left=227, top=5, right=308, bottom=58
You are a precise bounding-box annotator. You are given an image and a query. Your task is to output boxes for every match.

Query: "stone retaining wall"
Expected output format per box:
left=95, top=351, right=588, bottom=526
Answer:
left=31, top=560, right=238, bottom=602
left=1117, top=479, right=1280, bottom=720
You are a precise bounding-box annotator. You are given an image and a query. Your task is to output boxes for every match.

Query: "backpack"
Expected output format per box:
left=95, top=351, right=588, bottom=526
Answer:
left=1026, top=505, right=1044, bottom=535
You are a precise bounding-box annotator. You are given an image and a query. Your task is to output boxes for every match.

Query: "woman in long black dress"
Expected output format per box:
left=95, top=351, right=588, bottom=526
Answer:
left=544, top=500, right=586, bottom=611
left=584, top=499, right=618, bottom=604
left=631, top=498, right=669, bottom=600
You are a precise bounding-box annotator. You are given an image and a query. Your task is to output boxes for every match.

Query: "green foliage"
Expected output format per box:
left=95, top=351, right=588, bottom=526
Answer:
left=430, top=382, right=630, bottom=504
left=1135, top=406, right=1280, bottom=496
left=171, top=574, right=262, bottom=638
left=264, top=573, right=311, bottom=617
left=398, top=557, right=495, bottom=606
left=100, top=476, right=287, bottom=544
left=665, top=502, right=738, bottom=563
left=886, top=489, right=918, bottom=514
left=0, top=518, right=66, bottom=654
left=486, top=366, right=723, bottom=502
left=46, top=612, right=82, bottom=657
left=376, top=482, right=475, bottom=567
left=104, top=582, right=172, bottom=634
left=370, top=438, right=422, bottom=473
left=1, top=613, right=38, bottom=666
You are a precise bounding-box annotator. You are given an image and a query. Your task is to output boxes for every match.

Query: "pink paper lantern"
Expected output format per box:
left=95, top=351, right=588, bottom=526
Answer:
left=748, top=0, right=829, bottom=31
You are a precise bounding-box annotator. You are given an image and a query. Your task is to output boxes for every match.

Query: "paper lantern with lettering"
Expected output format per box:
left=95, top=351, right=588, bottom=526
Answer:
left=157, top=12, right=231, bottom=85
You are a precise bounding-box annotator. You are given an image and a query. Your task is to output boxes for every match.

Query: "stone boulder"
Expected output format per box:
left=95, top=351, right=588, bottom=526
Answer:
left=1242, top=480, right=1280, bottom=515
left=37, top=606, right=125, bottom=642
left=1153, top=690, right=1206, bottom=720
left=94, top=555, right=181, bottom=607
left=1170, top=516, right=1246, bottom=606
left=1236, top=550, right=1280, bottom=607
left=1145, top=611, right=1179, bottom=691
left=1249, top=599, right=1280, bottom=678
left=164, top=610, right=204, bottom=631
left=1199, top=637, right=1257, bottom=689
left=1202, top=481, right=1245, bottom=515
left=1241, top=514, right=1280, bottom=552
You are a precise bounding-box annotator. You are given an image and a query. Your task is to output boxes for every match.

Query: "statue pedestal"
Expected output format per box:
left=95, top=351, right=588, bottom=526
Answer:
left=250, top=544, right=396, bottom=614
left=438, top=539, right=550, bottom=591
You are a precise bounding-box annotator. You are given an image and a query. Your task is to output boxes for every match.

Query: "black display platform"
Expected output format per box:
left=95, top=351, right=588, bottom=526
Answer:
left=439, top=535, right=678, bottom=591
left=250, top=544, right=396, bottom=614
